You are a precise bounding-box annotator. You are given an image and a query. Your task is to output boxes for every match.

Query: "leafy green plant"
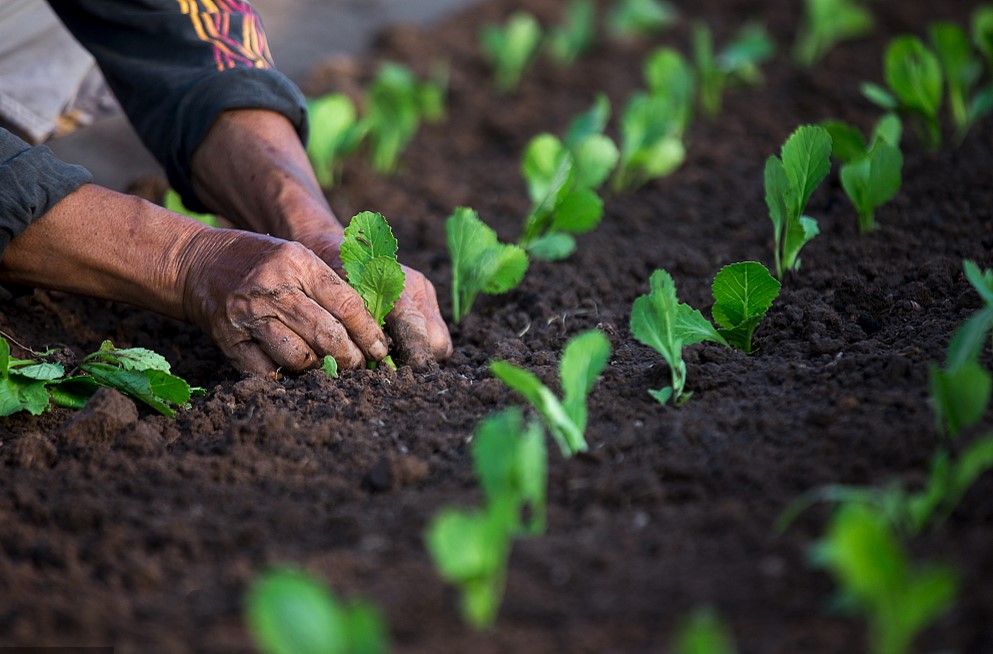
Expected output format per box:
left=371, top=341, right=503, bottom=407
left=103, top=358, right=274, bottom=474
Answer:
left=692, top=22, right=775, bottom=118
left=246, top=568, right=387, bottom=654
left=710, top=262, right=781, bottom=354
left=820, top=114, right=903, bottom=165
left=447, top=207, right=528, bottom=323
left=642, top=48, right=695, bottom=133
left=473, top=408, right=547, bottom=535
left=0, top=337, right=200, bottom=418
left=547, top=0, right=596, bottom=65
left=794, top=0, right=874, bottom=68
left=481, top=12, right=543, bottom=93
left=164, top=188, right=218, bottom=227
left=839, top=140, right=903, bottom=234
left=607, top=0, right=678, bottom=40
left=812, top=504, right=958, bottom=654
left=321, top=355, right=339, bottom=379
left=929, top=22, right=993, bottom=143
left=765, top=125, right=832, bottom=278
left=974, top=6, right=993, bottom=72
left=340, top=212, right=406, bottom=328
left=673, top=608, right=737, bottom=654
left=862, top=37, right=944, bottom=151
left=490, top=330, right=611, bottom=457
left=629, top=270, right=727, bottom=407
left=306, top=93, right=366, bottom=187
left=362, top=62, right=446, bottom=173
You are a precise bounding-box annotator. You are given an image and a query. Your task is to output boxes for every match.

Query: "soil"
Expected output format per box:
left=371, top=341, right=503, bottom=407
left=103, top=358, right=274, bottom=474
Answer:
left=2, top=0, right=993, bottom=652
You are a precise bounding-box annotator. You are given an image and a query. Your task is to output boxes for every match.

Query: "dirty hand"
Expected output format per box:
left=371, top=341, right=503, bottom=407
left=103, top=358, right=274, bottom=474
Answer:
left=179, top=228, right=389, bottom=377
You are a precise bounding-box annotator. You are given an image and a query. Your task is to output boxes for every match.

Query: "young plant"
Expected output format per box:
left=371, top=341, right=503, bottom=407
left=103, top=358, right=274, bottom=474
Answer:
left=0, top=338, right=59, bottom=417
left=246, top=568, right=388, bottom=654
left=710, top=262, right=781, bottom=354
left=480, top=12, right=543, bottom=93
left=306, top=93, right=366, bottom=187
left=607, top=0, right=678, bottom=41
left=447, top=207, right=528, bottom=323
left=164, top=188, right=219, bottom=227
left=820, top=114, right=903, bottom=165
left=812, top=504, right=958, bottom=654
left=642, top=48, right=695, bottom=134
left=547, top=0, right=596, bottom=66
left=673, top=608, right=737, bottom=654
left=929, top=22, right=993, bottom=143
left=693, top=22, right=775, bottom=118
left=472, top=408, right=547, bottom=535
left=862, top=37, right=944, bottom=151
left=629, top=270, right=727, bottom=407
left=794, top=0, right=874, bottom=68
left=765, top=125, right=832, bottom=278
left=975, top=6, right=993, bottom=73
left=490, top=330, right=611, bottom=457
left=321, top=355, right=339, bottom=379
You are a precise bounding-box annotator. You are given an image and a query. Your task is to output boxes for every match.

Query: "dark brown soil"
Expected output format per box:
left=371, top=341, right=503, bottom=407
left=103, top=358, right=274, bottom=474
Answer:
left=3, top=0, right=993, bottom=652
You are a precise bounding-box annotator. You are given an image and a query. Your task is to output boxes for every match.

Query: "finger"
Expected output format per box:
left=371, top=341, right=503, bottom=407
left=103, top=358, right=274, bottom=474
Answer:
left=385, top=293, right=433, bottom=369
left=306, top=267, right=389, bottom=361
left=417, top=276, right=454, bottom=361
left=273, top=294, right=366, bottom=369
left=226, top=340, right=281, bottom=379
left=246, top=316, right=320, bottom=372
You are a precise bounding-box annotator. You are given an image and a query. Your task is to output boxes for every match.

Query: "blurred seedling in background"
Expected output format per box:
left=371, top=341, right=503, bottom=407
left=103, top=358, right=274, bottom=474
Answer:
left=481, top=12, right=543, bottom=93
left=929, top=21, right=993, bottom=144
left=673, top=608, right=738, bottom=654
left=306, top=93, right=366, bottom=187
left=164, top=188, right=219, bottom=227
left=607, top=0, right=678, bottom=41
left=693, top=22, right=775, bottom=118
left=794, top=0, right=873, bottom=68
left=547, top=0, right=596, bottom=66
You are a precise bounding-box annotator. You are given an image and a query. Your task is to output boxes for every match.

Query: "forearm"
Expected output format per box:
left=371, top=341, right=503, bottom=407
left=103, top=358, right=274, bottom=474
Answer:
left=0, top=184, right=204, bottom=320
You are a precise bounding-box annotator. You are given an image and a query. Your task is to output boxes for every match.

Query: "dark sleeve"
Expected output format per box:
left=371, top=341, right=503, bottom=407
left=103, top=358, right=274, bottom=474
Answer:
left=46, top=0, right=309, bottom=212
left=0, top=128, right=92, bottom=260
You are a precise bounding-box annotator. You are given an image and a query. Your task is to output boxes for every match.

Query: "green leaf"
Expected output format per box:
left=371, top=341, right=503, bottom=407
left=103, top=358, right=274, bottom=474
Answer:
left=884, top=36, right=943, bottom=147
left=85, top=341, right=172, bottom=373
left=321, top=355, right=339, bottom=379
left=559, top=330, right=610, bottom=443
left=945, top=305, right=993, bottom=371
left=614, top=92, right=687, bottom=191
left=481, top=12, right=543, bottom=93
left=781, top=125, right=833, bottom=217
left=861, top=82, right=900, bottom=110
left=0, top=376, right=51, bottom=417
left=930, top=361, right=992, bottom=438
left=341, top=212, right=405, bottom=326
left=490, top=360, right=581, bottom=457
left=526, top=233, right=576, bottom=261
left=607, top=0, right=678, bottom=40
left=840, top=139, right=903, bottom=233
left=870, top=113, right=903, bottom=148
left=963, top=259, right=993, bottom=306
left=974, top=6, right=993, bottom=70
left=350, top=256, right=405, bottom=326
left=794, top=0, right=874, bottom=67
left=164, top=188, right=218, bottom=227
left=565, top=94, right=611, bottom=150
left=718, top=23, right=775, bottom=76
left=673, top=608, right=737, bottom=654
left=49, top=377, right=101, bottom=409
left=522, top=134, right=573, bottom=206
left=12, top=362, right=65, bottom=382
left=306, top=93, right=363, bottom=187
left=571, top=135, right=619, bottom=191
left=551, top=188, right=603, bottom=234
left=82, top=362, right=175, bottom=417
left=711, top=262, right=781, bottom=353
left=246, top=569, right=348, bottom=654
left=145, top=369, right=193, bottom=407
left=764, top=156, right=791, bottom=241
left=547, top=0, right=596, bottom=65
left=0, top=337, right=10, bottom=377
left=363, top=62, right=425, bottom=173
left=647, top=387, right=674, bottom=405
left=821, top=120, right=869, bottom=164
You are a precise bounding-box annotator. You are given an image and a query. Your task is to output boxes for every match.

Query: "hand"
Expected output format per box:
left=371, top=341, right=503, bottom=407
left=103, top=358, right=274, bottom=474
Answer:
left=178, top=228, right=389, bottom=377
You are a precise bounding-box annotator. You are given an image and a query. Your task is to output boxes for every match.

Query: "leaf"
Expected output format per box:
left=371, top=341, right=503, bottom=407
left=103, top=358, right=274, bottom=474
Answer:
left=930, top=361, right=992, bottom=438
left=974, top=6, right=993, bottom=69
left=49, top=377, right=101, bottom=409
left=861, top=82, right=900, bottom=110
left=839, top=139, right=903, bottom=232
left=711, top=262, right=781, bottom=353
left=481, top=12, right=543, bottom=92
left=764, top=156, right=791, bottom=238
left=564, top=94, right=611, bottom=149
left=306, top=93, right=362, bottom=187
left=145, top=369, right=193, bottom=407
left=718, top=23, right=775, bottom=76
left=522, top=134, right=573, bottom=206
left=340, top=211, right=399, bottom=279
left=885, top=36, right=944, bottom=118
left=12, top=362, right=65, bottom=382
left=571, top=135, right=619, bottom=191
left=871, top=113, right=903, bottom=148
left=350, top=257, right=406, bottom=326
left=526, top=233, right=576, bottom=261
left=489, top=360, right=580, bottom=457
left=644, top=47, right=694, bottom=98
left=321, top=355, right=339, bottom=379
left=945, top=305, right=993, bottom=371
left=781, top=125, right=833, bottom=218
left=164, top=188, right=218, bottom=227
left=551, top=188, right=603, bottom=234
left=559, top=330, right=610, bottom=442
left=821, top=120, right=868, bottom=164
left=82, top=362, right=175, bottom=417
left=965, top=260, right=993, bottom=306
left=246, top=569, right=348, bottom=654
left=547, top=0, right=596, bottom=65
left=86, top=341, right=172, bottom=373
left=607, top=0, right=678, bottom=39
left=0, top=376, right=50, bottom=417
left=673, top=608, right=737, bottom=654
left=647, top=387, right=674, bottom=405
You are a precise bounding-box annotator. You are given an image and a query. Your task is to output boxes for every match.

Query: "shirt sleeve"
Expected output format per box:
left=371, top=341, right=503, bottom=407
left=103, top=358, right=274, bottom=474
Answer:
left=46, top=0, right=310, bottom=212
left=0, top=127, right=92, bottom=260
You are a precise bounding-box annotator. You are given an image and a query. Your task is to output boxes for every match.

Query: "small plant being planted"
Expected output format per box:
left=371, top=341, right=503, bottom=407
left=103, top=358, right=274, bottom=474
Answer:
left=491, top=330, right=611, bottom=457
left=481, top=12, right=543, bottom=93
left=794, top=0, right=874, bottom=68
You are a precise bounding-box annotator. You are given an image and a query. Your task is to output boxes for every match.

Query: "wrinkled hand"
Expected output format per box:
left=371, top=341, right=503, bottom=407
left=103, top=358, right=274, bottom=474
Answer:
left=179, top=228, right=389, bottom=377
left=302, top=233, right=453, bottom=368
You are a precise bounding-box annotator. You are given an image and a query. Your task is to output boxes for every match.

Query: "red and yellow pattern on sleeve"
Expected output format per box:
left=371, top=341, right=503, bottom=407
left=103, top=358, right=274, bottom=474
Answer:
left=176, top=0, right=274, bottom=71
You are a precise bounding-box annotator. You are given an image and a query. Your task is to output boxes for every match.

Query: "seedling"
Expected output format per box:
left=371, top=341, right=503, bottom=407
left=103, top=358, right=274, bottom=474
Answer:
left=642, top=48, right=695, bottom=133
left=929, top=22, right=993, bottom=143
left=812, top=504, right=958, bottom=654
left=975, top=6, right=993, bottom=72
left=472, top=408, right=547, bottom=535
left=673, top=608, right=737, bottom=654
left=490, top=330, right=611, bottom=457
left=820, top=114, right=903, bottom=165
left=607, top=0, right=678, bottom=41
left=693, top=22, right=775, bottom=118
left=164, top=188, right=219, bottom=227
left=766, top=125, right=832, bottom=278
left=862, top=37, right=944, bottom=151
left=630, top=269, right=727, bottom=407
left=246, top=567, right=388, bottom=654
left=340, top=212, right=405, bottom=369
left=306, top=93, right=366, bottom=187
left=612, top=90, right=688, bottom=192
left=794, top=0, right=874, bottom=68
left=547, top=0, right=596, bottom=66
left=321, top=355, right=339, bottom=379
left=447, top=207, right=529, bottom=323
left=710, top=262, right=781, bottom=354
left=480, top=12, right=543, bottom=93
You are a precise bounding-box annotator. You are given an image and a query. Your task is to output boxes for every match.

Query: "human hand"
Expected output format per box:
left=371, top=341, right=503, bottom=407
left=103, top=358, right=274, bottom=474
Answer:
left=179, top=228, right=389, bottom=377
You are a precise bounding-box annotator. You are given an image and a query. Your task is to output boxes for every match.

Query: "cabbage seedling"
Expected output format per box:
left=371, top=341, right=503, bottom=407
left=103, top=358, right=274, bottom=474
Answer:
left=710, top=262, right=781, bottom=354
left=794, top=0, right=874, bottom=68
left=447, top=207, right=528, bottom=323
left=812, top=504, right=958, bottom=654
left=164, top=188, right=219, bottom=227
left=490, top=330, right=611, bottom=457
left=612, top=93, right=688, bottom=192
left=766, top=125, right=832, bottom=278
left=862, top=37, right=944, bottom=151
left=693, top=22, right=775, bottom=118
left=607, top=0, right=678, bottom=41
left=321, top=355, right=339, bottom=379
left=306, top=93, right=366, bottom=187
left=820, top=114, right=903, bottom=165
left=480, top=12, right=543, bottom=93
left=673, top=608, right=737, bottom=654
left=630, top=269, right=727, bottom=406
left=929, top=22, right=993, bottom=144
left=642, top=48, right=695, bottom=134
left=839, top=140, right=903, bottom=234
left=246, top=567, right=388, bottom=654
left=547, top=0, right=596, bottom=66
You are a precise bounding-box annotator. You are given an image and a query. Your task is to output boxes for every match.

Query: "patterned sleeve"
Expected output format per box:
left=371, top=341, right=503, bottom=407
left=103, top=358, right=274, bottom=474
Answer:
left=46, top=0, right=309, bottom=211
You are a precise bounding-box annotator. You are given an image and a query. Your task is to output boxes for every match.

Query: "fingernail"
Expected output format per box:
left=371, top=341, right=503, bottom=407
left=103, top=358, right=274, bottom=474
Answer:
left=371, top=337, right=389, bottom=360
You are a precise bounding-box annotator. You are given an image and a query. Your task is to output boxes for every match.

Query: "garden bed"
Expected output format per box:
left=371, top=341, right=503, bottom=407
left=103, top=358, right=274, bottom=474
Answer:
left=2, top=0, right=993, bottom=651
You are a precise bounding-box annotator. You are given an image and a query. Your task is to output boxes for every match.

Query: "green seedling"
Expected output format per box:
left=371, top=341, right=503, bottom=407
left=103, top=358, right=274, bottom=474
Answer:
left=673, top=608, right=737, bottom=654
left=862, top=37, right=944, bottom=151
left=693, top=22, right=775, bottom=118
left=246, top=568, right=387, bottom=654
left=794, top=0, right=874, bottom=68
left=321, top=355, right=339, bottom=379
left=481, top=12, right=543, bottom=93
left=820, top=114, right=903, bottom=164
left=547, top=0, right=596, bottom=66
left=306, top=93, right=366, bottom=187
left=491, top=330, right=611, bottom=457
left=975, top=6, right=993, bottom=72
left=642, top=47, right=695, bottom=134
left=839, top=139, right=903, bottom=234
left=710, top=262, right=781, bottom=354
left=164, top=188, right=219, bottom=227
left=0, top=338, right=59, bottom=417
left=473, top=408, right=547, bottom=535
left=447, top=207, right=529, bottom=323
left=612, top=89, right=690, bottom=192
left=930, top=22, right=993, bottom=143
left=766, top=125, right=832, bottom=278
left=629, top=270, right=727, bottom=407
left=607, top=0, right=678, bottom=40
left=425, top=501, right=515, bottom=630
left=362, top=62, right=446, bottom=173
left=812, top=504, right=958, bottom=654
